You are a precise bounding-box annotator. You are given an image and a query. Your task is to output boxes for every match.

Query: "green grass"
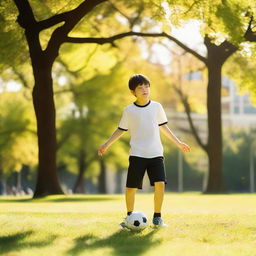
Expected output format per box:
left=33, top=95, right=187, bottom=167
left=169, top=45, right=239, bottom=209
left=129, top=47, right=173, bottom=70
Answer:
left=0, top=193, right=256, bottom=256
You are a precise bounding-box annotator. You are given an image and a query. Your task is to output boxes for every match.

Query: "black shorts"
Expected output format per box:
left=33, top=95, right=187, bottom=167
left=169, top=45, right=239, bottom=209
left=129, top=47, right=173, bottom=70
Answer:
left=126, top=156, right=167, bottom=189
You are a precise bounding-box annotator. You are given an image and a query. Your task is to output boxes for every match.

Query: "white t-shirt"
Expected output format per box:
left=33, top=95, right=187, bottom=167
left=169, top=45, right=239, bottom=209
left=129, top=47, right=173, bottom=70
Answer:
left=118, top=100, right=168, bottom=158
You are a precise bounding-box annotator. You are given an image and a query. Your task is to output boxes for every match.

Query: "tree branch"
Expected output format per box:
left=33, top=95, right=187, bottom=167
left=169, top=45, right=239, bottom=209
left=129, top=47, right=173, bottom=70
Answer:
left=45, top=0, right=107, bottom=58
left=37, top=0, right=107, bottom=31
left=13, top=0, right=43, bottom=60
left=65, top=31, right=208, bottom=64
left=245, top=15, right=256, bottom=42
left=109, top=1, right=144, bottom=29
left=57, top=131, right=72, bottom=150
left=184, top=0, right=201, bottom=15
left=12, top=67, right=30, bottom=89
left=13, top=0, right=37, bottom=28
left=37, top=13, right=69, bottom=31
left=108, top=1, right=130, bottom=21
left=58, top=45, right=99, bottom=77
left=173, top=85, right=208, bottom=152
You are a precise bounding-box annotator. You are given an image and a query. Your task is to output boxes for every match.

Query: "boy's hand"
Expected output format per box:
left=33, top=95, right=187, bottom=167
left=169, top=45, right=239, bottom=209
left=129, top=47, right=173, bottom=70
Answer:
left=98, top=143, right=108, bottom=156
left=178, top=142, right=191, bottom=152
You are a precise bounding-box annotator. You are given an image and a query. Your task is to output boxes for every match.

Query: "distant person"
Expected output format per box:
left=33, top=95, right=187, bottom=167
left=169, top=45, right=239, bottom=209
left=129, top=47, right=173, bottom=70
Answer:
left=98, top=74, right=191, bottom=227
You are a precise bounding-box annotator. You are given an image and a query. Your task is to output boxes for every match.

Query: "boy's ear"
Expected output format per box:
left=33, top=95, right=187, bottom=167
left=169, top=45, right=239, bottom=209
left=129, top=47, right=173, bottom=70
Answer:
left=130, top=90, right=136, bottom=96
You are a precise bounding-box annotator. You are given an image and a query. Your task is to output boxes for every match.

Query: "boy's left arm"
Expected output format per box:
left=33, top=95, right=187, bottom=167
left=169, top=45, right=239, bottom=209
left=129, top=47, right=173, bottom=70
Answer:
left=160, top=124, right=191, bottom=152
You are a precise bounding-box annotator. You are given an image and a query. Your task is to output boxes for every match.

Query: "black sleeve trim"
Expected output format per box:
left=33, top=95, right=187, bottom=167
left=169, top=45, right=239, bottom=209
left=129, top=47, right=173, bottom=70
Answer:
left=118, top=127, right=128, bottom=131
left=158, top=121, right=168, bottom=126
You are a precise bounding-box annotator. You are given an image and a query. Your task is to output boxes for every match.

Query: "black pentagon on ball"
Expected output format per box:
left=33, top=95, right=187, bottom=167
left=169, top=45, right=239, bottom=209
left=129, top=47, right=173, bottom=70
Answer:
left=134, top=220, right=140, bottom=226
left=142, top=217, right=147, bottom=223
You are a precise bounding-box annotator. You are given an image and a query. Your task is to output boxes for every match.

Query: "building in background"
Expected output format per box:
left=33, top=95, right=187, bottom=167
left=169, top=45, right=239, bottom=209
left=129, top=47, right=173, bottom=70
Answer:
left=168, top=75, right=256, bottom=134
left=222, top=77, right=256, bottom=128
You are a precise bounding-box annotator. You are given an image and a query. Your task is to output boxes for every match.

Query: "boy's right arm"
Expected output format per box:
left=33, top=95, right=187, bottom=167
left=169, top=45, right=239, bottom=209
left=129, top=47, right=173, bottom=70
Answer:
left=98, top=128, right=126, bottom=156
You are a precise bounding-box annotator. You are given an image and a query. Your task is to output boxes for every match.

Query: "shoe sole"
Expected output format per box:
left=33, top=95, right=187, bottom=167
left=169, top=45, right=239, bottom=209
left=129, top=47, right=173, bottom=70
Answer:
left=119, top=223, right=129, bottom=229
left=151, top=224, right=168, bottom=228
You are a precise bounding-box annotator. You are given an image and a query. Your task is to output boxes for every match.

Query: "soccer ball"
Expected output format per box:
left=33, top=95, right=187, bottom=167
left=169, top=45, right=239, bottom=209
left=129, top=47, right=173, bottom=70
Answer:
left=125, top=211, right=148, bottom=231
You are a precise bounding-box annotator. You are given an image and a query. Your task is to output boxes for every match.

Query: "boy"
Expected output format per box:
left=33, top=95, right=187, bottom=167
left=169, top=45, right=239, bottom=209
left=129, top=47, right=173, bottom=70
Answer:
left=98, top=74, right=190, bottom=227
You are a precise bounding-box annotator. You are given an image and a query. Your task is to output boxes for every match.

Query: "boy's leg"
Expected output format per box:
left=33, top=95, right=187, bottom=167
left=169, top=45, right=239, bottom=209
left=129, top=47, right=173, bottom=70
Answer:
left=147, top=157, right=167, bottom=227
left=154, top=181, right=165, bottom=213
left=126, top=156, right=146, bottom=213
left=153, top=181, right=167, bottom=226
left=120, top=187, right=137, bottom=228
left=126, top=187, right=137, bottom=212
left=120, top=156, right=145, bottom=228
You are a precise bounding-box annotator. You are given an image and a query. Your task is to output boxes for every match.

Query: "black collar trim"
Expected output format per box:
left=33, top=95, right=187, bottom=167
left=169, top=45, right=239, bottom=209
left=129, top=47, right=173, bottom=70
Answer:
left=133, top=100, right=151, bottom=108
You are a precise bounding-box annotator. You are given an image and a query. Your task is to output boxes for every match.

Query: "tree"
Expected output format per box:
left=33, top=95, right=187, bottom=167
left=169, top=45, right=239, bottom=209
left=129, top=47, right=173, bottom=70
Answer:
left=56, top=63, right=131, bottom=193
left=0, top=91, right=37, bottom=194
left=160, top=0, right=256, bottom=192
left=55, top=32, right=171, bottom=193
left=11, top=0, right=111, bottom=197
left=8, top=0, right=256, bottom=196
left=168, top=35, right=237, bottom=192
left=10, top=0, right=164, bottom=197
left=96, top=0, right=256, bottom=192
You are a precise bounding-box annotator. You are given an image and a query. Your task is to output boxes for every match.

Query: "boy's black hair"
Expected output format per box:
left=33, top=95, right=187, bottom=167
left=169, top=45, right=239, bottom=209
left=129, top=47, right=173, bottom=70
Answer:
left=128, top=74, right=150, bottom=90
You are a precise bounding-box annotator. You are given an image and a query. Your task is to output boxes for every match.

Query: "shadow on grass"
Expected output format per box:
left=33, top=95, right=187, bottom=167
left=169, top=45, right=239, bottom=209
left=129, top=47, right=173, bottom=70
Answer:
left=0, top=195, right=118, bottom=203
left=68, top=229, right=162, bottom=256
left=0, top=230, right=58, bottom=254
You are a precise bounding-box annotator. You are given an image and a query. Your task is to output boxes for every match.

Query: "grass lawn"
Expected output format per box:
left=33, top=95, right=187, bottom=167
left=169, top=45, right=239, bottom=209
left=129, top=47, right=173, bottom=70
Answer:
left=0, top=193, right=256, bottom=256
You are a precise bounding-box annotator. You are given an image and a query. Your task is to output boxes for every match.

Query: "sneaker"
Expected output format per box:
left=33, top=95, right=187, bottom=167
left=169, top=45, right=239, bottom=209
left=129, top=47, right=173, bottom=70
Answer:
left=119, top=218, right=129, bottom=229
left=152, top=217, right=167, bottom=227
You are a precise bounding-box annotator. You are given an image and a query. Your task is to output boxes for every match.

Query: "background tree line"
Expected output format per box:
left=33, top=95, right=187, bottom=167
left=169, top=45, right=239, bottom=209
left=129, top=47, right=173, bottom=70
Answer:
left=0, top=0, right=256, bottom=197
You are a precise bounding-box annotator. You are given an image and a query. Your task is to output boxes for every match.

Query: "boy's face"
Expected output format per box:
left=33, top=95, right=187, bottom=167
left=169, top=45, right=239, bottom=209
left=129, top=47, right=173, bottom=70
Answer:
left=131, top=83, right=150, bottom=99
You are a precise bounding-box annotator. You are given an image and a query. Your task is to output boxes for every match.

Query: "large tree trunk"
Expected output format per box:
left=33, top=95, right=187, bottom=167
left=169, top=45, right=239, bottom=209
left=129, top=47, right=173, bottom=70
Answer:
left=12, top=0, right=110, bottom=198
left=33, top=65, right=63, bottom=197
left=13, top=0, right=64, bottom=198
left=203, top=37, right=237, bottom=193
left=205, top=63, right=223, bottom=192
left=170, top=35, right=239, bottom=193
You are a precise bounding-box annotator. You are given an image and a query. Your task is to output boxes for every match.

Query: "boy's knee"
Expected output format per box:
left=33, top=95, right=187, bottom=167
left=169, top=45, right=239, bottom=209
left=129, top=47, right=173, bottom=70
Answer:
left=154, top=181, right=165, bottom=188
left=126, top=187, right=137, bottom=192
